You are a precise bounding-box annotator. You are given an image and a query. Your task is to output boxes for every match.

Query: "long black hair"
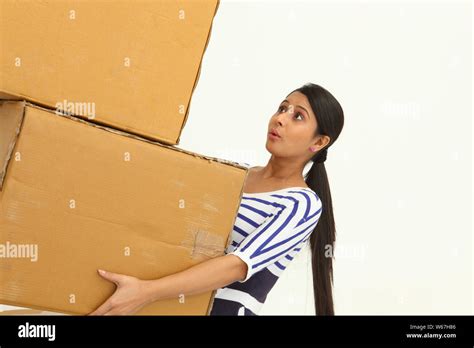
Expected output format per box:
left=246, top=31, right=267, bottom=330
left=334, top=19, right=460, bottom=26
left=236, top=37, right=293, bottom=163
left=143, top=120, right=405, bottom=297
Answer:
left=288, top=83, right=344, bottom=315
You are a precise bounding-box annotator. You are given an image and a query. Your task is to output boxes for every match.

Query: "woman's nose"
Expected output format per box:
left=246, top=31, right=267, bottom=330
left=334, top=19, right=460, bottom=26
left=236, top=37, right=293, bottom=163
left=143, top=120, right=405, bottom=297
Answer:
left=275, top=111, right=288, bottom=126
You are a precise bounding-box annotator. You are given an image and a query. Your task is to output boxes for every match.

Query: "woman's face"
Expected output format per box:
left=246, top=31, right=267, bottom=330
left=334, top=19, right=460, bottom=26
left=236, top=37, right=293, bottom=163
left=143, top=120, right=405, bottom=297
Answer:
left=266, top=91, right=326, bottom=160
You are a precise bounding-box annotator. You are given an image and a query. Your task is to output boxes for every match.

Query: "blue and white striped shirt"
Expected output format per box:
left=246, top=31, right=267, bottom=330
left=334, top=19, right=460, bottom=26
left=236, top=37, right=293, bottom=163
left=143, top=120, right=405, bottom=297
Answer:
left=210, top=186, right=322, bottom=315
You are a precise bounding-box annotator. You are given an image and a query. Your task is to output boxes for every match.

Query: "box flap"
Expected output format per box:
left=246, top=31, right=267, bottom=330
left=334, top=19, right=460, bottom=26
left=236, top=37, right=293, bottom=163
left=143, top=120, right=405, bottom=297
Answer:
left=0, top=100, right=25, bottom=190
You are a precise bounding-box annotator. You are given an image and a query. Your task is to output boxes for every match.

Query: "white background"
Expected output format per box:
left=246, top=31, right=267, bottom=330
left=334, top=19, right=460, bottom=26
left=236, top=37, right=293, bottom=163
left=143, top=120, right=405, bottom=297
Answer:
left=178, top=0, right=473, bottom=314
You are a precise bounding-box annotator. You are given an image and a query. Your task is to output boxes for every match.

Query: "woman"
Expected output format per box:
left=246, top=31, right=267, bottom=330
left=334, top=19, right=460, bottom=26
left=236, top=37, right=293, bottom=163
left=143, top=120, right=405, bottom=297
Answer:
left=89, top=82, right=344, bottom=316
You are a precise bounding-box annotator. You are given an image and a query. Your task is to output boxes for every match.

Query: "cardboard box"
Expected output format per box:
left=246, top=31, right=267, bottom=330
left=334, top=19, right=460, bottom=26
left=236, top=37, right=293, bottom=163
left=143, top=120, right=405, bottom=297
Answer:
left=0, top=100, right=247, bottom=315
left=0, top=0, right=220, bottom=145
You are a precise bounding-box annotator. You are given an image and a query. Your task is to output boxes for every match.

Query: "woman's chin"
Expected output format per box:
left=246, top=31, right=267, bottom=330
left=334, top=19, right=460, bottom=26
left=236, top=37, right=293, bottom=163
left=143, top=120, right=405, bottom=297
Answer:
left=265, top=142, right=284, bottom=156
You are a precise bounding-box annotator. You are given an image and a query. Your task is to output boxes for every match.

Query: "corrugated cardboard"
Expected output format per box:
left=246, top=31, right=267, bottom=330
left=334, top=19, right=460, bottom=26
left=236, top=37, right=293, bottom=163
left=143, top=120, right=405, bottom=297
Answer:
left=0, top=0, right=220, bottom=145
left=0, top=101, right=248, bottom=315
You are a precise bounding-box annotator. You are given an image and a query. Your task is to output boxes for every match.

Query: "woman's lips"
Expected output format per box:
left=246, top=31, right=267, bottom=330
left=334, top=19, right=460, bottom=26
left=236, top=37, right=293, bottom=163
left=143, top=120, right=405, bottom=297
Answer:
left=268, top=132, right=281, bottom=140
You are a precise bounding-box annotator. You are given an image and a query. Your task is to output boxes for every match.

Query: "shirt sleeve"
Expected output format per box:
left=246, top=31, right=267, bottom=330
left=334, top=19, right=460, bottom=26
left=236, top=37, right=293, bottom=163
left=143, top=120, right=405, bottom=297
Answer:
left=228, top=191, right=322, bottom=282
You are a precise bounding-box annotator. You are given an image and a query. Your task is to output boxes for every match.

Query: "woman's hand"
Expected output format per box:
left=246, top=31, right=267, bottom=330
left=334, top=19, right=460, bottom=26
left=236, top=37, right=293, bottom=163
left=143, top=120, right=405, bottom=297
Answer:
left=88, top=269, right=151, bottom=315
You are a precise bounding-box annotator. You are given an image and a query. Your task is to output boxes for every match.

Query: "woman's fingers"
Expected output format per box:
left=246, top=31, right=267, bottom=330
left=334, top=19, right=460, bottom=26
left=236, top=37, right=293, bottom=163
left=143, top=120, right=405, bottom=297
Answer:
left=104, top=308, right=125, bottom=316
left=88, top=269, right=120, bottom=315
left=88, top=299, right=113, bottom=316
left=97, top=269, right=123, bottom=286
left=89, top=270, right=145, bottom=315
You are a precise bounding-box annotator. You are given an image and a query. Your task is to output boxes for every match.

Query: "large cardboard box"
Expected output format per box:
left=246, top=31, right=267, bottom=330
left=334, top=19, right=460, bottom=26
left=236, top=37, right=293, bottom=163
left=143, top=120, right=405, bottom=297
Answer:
left=0, top=100, right=247, bottom=315
left=0, top=0, right=219, bottom=145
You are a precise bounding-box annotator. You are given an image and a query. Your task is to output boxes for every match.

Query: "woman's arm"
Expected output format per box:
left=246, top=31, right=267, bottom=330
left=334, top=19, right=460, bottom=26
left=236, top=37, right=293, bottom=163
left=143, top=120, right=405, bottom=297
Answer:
left=89, top=254, right=247, bottom=315
left=144, top=254, right=247, bottom=303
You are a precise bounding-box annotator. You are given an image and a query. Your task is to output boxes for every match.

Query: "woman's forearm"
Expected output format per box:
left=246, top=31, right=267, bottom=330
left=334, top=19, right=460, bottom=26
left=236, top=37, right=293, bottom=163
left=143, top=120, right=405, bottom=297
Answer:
left=142, top=254, right=247, bottom=305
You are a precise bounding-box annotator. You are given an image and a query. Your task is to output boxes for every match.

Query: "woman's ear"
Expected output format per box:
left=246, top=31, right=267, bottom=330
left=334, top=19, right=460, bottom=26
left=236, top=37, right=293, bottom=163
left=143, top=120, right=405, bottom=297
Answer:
left=312, top=134, right=331, bottom=151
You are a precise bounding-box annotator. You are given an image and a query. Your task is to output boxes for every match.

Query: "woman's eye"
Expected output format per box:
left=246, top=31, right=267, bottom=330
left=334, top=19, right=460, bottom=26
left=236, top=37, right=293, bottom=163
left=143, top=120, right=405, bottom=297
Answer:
left=294, top=112, right=304, bottom=120
left=277, top=106, right=303, bottom=120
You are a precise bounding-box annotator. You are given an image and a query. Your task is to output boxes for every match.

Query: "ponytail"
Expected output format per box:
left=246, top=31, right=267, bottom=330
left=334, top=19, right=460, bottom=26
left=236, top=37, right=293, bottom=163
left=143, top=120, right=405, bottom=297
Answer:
left=305, top=154, right=336, bottom=315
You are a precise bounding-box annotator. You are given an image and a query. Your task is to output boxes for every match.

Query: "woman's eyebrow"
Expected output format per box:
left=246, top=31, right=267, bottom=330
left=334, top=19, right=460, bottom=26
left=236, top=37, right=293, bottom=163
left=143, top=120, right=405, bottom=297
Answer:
left=282, top=99, right=310, bottom=117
